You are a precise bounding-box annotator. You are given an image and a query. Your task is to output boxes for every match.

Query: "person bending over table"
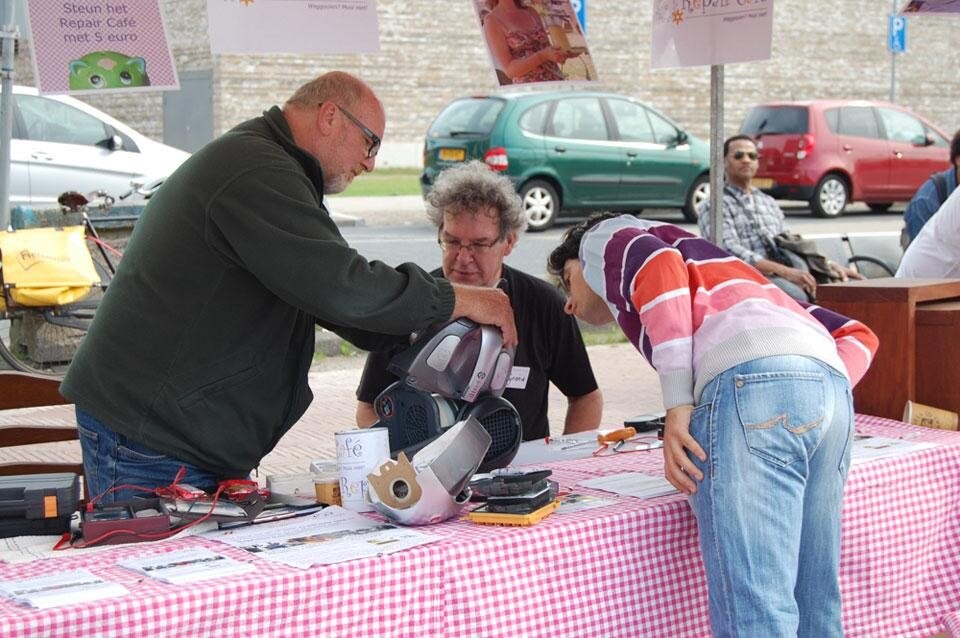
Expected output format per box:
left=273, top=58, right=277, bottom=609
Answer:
left=356, top=160, right=602, bottom=439
left=61, top=71, right=517, bottom=504
left=548, top=212, right=878, bottom=637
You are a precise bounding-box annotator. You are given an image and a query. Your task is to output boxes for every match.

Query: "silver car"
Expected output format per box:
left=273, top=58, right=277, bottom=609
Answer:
left=8, top=85, right=190, bottom=208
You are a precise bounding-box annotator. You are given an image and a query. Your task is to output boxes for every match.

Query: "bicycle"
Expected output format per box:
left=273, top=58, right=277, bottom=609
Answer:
left=0, top=190, right=121, bottom=377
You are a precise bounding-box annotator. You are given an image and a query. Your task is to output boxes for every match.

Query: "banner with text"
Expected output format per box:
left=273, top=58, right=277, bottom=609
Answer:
left=26, top=0, right=179, bottom=95
left=651, top=0, right=773, bottom=69
left=206, top=0, right=380, bottom=54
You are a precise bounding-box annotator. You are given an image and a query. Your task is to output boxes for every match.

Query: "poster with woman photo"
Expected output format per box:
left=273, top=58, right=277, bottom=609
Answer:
left=474, top=0, right=597, bottom=87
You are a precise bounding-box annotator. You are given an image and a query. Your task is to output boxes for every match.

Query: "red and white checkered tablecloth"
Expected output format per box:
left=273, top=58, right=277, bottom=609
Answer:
left=0, top=414, right=957, bottom=638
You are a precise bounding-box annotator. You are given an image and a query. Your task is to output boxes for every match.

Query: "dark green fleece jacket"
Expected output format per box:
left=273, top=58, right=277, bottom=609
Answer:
left=61, top=107, right=454, bottom=476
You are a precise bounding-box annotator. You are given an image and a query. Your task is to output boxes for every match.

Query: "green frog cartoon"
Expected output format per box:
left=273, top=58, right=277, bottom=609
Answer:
left=68, top=51, right=150, bottom=90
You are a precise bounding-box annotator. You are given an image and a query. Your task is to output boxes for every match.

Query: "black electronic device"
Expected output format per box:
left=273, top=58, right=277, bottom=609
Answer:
left=624, top=412, right=666, bottom=432
left=469, top=468, right=553, bottom=500
left=82, top=497, right=172, bottom=545
left=485, top=483, right=556, bottom=515
left=0, top=473, right=79, bottom=538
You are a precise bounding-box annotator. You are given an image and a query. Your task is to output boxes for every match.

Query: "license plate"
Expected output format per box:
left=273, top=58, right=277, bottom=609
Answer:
left=752, top=177, right=774, bottom=189
left=438, top=148, right=465, bottom=162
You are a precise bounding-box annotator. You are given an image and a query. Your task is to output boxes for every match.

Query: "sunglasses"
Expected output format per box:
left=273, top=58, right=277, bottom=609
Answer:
left=732, top=150, right=758, bottom=161
left=335, top=104, right=381, bottom=158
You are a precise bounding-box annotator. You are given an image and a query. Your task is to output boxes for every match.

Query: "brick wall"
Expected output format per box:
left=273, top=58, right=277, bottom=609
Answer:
left=13, top=0, right=960, bottom=165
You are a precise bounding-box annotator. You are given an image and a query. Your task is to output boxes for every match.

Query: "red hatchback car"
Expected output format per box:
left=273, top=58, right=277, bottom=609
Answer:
left=739, top=100, right=951, bottom=217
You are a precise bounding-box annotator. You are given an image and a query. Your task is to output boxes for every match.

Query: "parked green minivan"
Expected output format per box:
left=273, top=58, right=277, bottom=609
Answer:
left=421, top=90, right=711, bottom=230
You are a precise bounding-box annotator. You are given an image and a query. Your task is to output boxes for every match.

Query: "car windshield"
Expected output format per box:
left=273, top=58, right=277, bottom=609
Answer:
left=428, top=98, right=504, bottom=138
left=740, top=106, right=808, bottom=136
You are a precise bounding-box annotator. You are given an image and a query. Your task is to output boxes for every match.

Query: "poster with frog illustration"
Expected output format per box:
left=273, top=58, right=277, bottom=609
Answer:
left=26, top=0, right=178, bottom=95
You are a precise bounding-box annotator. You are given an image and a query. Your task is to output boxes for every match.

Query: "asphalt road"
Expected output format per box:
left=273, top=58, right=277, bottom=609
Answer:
left=332, top=196, right=905, bottom=278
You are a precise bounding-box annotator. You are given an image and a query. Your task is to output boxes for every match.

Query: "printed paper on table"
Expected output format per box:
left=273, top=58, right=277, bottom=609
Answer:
left=201, top=505, right=439, bottom=569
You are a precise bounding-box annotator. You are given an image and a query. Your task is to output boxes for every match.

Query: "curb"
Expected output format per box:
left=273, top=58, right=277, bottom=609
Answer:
left=329, top=212, right=365, bottom=228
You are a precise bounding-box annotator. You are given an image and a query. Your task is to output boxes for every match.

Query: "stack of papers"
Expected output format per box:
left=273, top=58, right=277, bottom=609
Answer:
left=851, top=435, right=939, bottom=465
left=201, top=506, right=439, bottom=569
left=0, top=569, right=127, bottom=609
left=118, top=548, right=255, bottom=584
left=579, top=472, right=678, bottom=500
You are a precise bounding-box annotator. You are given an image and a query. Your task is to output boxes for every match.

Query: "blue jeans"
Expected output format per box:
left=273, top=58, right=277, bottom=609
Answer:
left=76, top=408, right=223, bottom=503
left=687, top=355, right=853, bottom=637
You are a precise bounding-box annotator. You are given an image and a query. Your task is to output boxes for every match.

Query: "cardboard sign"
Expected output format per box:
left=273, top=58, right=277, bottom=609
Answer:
left=651, top=0, right=774, bottom=69
left=206, top=0, right=381, bottom=54
left=26, top=0, right=179, bottom=95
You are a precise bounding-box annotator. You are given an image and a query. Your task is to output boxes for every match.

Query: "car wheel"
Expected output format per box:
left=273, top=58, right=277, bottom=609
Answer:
left=682, top=174, right=710, bottom=222
left=867, top=202, right=893, bottom=213
left=811, top=174, right=849, bottom=218
left=520, top=180, right=559, bottom=232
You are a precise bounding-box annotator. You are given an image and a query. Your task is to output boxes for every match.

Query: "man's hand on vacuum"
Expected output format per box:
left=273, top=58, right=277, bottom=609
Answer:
left=451, top=283, right=518, bottom=347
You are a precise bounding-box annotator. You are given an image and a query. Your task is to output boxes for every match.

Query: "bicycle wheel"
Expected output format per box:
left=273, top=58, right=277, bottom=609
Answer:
left=0, top=308, right=91, bottom=377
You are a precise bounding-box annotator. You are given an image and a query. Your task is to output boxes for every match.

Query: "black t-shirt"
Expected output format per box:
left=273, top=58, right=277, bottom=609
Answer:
left=355, top=264, right=598, bottom=440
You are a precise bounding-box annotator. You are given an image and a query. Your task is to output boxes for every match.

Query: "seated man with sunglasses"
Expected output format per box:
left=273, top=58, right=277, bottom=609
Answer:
left=697, top=135, right=859, bottom=302
left=61, top=72, right=518, bottom=504
left=355, top=160, right=603, bottom=440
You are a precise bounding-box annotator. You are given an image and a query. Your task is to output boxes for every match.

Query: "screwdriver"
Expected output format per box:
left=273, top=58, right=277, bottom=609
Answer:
left=597, top=427, right=636, bottom=445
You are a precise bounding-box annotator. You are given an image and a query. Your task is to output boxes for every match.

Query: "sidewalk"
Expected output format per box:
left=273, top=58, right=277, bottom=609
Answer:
left=324, top=194, right=427, bottom=227
left=0, top=343, right=662, bottom=480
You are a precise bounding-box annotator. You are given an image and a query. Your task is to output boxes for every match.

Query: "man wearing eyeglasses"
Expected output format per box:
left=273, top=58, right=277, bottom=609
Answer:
left=61, top=72, right=517, bottom=504
left=355, top=160, right=602, bottom=439
left=698, top=135, right=858, bottom=302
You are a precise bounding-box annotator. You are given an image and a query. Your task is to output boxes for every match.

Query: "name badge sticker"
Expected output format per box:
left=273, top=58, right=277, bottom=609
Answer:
left=506, top=366, right=530, bottom=390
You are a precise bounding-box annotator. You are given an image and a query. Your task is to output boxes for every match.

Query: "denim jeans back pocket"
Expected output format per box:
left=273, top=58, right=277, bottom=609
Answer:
left=76, top=420, right=101, bottom=484
left=734, top=371, right=826, bottom=467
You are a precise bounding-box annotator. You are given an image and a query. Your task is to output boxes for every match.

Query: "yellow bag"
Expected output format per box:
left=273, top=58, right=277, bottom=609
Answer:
left=0, top=226, right=101, bottom=308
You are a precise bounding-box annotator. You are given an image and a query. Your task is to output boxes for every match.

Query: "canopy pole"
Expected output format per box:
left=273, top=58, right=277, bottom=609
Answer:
left=0, top=0, right=18, bottom=231
left=708, top=64, right=724, bottom=244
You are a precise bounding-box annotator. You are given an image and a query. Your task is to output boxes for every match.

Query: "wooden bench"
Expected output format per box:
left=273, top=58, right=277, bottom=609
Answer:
left=0, top=371, right=83, bottom=489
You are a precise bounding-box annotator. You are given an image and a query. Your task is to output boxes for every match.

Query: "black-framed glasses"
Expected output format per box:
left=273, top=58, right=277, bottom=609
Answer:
left=732, top=150, right=758, bottom=161
left=336, top=104, right=381, bottom=158
left=438, top=235, right=503, bottom=255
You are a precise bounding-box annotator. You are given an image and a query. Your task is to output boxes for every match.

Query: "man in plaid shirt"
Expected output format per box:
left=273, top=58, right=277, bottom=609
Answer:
left=698, top=135, right=859, bottom=301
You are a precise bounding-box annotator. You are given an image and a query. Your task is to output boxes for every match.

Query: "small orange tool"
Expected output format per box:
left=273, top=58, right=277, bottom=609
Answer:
left=597, top=427, right=637, bottom=445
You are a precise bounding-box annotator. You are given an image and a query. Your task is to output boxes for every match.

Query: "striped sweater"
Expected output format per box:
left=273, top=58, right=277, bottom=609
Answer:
left=580, top=216, right=879, bottom=409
